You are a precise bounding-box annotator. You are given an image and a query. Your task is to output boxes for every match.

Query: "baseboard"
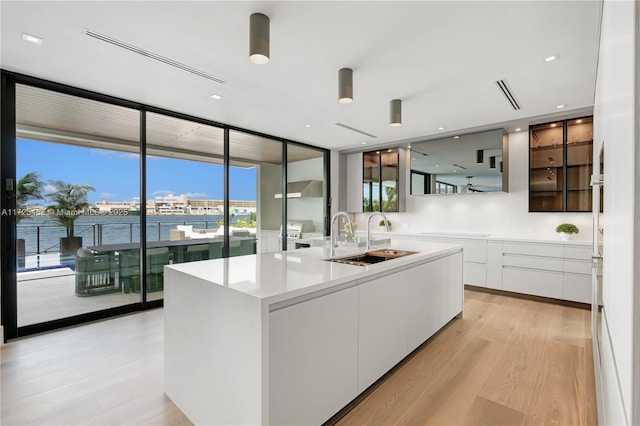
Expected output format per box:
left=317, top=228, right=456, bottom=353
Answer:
left=464, top=285, right=591, bottom=310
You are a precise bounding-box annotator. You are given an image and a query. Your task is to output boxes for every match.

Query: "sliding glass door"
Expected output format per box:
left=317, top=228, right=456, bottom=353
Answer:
left=15, top=84, right=141, bottom=327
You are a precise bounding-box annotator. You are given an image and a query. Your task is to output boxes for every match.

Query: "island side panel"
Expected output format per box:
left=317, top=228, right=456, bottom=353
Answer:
left=268, top=285, right=359, bottom=426
left=164, top=267, right=264, bottom=426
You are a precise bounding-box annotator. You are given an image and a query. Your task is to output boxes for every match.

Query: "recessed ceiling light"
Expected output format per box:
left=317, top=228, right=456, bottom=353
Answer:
left=361, top=142, right=367, bottom=145
left=210, top=94, right=223, bottom=100
left=551, top=123, right=557, bottom=127
left=556, top=104, right=566, bottom=109
left=544, top=55, right=558, bottom=62
left=576, top=119, right=582, bottom=123
left=453, top=136, right=460, bottom=139
left=387, top=149, right=392, bottom=152
left=412, top=157, right=416, bottom=161
left=305, top=124, right=312, bottom=128
left=22, top=32, right=43, bottom=45
left=438, top=126, right=446, bottom=131
left=436, top=164, right=440, bottom=167
left=515, top=128, right=521, bottom=132
left=408, top=145, right=412, bottom=149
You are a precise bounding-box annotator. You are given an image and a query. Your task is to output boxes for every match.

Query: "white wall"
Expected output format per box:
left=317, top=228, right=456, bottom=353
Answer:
left=593, top=0, right=638, bottom=424
left=348, top=131, right=593, bottom=239
left=287, top=157, right=324, bottom=232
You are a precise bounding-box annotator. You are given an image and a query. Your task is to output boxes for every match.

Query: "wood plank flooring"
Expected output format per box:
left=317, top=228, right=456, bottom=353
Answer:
left=1, top=289, right=597, bottom=425
left=336, top=290, right=597, bottom=426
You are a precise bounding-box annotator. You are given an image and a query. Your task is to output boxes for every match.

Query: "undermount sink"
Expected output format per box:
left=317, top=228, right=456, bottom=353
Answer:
left=326, top=249, right=417, bottom=266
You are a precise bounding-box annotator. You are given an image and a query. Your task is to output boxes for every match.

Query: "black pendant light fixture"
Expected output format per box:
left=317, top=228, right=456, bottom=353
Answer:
left=249, top=13, right=270, bottom=64
left=338, top=68, right=353, bottom=104
left=390, top=99, right=402, bottom=127
left=476, top=149, right=484, bottom=164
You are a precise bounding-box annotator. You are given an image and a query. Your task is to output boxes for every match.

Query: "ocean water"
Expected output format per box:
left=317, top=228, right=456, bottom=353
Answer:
left=16, top=214, right=242, bottom=254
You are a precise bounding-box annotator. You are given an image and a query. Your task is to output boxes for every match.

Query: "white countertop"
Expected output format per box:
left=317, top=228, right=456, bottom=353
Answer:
left=356, top=229, right=592, bottom=246
left=165, top=240, right=461, bottom=305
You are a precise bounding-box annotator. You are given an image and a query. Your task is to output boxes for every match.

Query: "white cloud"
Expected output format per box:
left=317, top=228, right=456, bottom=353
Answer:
left=183, top=192, right=210, bottom=200
left=98, top=192, right=116, bottom=199
left=43, top=184, right=57, bottom=194
left=152, top=190, right=174, bottom=197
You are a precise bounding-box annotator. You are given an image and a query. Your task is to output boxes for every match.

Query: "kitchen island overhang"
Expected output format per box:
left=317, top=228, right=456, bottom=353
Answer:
left=164, top=240, right=464, bottom=426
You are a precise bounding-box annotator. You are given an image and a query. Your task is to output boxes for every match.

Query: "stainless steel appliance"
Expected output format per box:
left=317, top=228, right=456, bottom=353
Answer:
left=279, top=220, right=316, bottom=249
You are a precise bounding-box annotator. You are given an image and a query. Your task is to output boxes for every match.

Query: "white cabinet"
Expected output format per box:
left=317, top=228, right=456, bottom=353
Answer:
left=407, top=252, right=464, bottom=352
left=493, top=240, right=592, bottom=303
left=358, top=272, right=408, bottom=392
left=269, top=287, right=359, bottom=426
left=503, top=267, right=564, bottom=299
left=411, top=235, right=487, bottom=286
left=486, top=240, right=503, bottom=289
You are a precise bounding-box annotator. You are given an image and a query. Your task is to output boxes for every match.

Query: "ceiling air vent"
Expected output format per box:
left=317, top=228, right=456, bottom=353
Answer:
left=335, top=123, right=378, bottom=139
left=84, top=29, right=226, bottom=84
left=495, top=79, right=521, bottom=110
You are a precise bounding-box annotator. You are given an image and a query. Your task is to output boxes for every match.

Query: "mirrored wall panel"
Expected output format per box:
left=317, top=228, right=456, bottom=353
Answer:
left=410, top=129, right=508, bottom=195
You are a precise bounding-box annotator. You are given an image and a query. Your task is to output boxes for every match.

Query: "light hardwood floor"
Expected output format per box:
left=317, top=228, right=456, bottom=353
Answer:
left=1, top=289, right=596, bottom=425
left=335, top=289, right=597, bottom=426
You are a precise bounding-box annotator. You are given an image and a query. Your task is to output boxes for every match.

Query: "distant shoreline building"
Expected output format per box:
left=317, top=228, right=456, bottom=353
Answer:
left=95, top=194, right=256, bottom=216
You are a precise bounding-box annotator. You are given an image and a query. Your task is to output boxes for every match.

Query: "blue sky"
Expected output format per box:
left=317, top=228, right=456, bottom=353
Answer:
left=17, top=139, right=257, bottom=203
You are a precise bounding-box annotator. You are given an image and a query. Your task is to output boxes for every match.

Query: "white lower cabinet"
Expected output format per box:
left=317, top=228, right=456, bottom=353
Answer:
left=495, top=240, right=592, bottom=303
left=564, top=273, right=591, bottom=303
left=486, top=240, right=503, bottom=289
left=502, top=267, right=564, bottom=299
left=463, top=262, right=486, bottom=287
left=408, top=252, right=464, bottom=352
left=269, top=251, right=464, bottom=425
left=269, top=287, right=359, bottom=426
left=358, top=272, right=409, bottom=392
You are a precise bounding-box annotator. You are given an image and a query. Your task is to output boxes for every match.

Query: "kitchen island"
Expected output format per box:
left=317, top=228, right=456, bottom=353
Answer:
left=164, top=240, right=463, bottom=425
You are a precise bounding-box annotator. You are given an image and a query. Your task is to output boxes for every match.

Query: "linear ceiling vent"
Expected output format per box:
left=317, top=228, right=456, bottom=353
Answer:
left=495, top=79, right=521, bottom=110
left=84, top=29, right=226, bottom=84
left=335, top=123, right=378, bottom=138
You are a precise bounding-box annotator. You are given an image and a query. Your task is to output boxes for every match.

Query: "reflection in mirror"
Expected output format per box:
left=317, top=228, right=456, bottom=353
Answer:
left=410, top=129, right=507, bottom=195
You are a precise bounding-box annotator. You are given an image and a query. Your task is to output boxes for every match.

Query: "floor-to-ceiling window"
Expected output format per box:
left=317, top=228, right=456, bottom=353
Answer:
left=144, top=112, right=225, bottom=300
left=14, top=84, right=141, bottom=327
left=229, top=130, right=281, bottom=255
left=1, top=72, right=329, bottom=339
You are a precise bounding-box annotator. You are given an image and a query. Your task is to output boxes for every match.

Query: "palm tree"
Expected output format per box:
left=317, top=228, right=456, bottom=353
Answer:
left=16, top=172, right=45, bottom=222
left=47, top=180, right=94, bottom=238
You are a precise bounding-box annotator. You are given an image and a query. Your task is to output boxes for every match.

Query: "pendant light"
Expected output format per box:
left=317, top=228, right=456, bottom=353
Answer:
left=249, top=13, right=270, bottom=65
left=390, top=99, right=402, bottom=127
left=338, top=68, right=353, bottom=104
left=476, top=149, right=484, bottom=164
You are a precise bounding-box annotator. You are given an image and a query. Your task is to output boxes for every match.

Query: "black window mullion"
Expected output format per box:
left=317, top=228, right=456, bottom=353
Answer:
left=1, top=72, right=18, bottom=340
left=223, top=128, right=230, bottom=257
left=139, top=108, right=147, bottom=305
left=282, top=143, right=288, bottom=250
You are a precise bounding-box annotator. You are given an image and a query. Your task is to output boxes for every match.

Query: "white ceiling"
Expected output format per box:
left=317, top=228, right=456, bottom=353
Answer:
left=0, top=1, right=602, bottom=152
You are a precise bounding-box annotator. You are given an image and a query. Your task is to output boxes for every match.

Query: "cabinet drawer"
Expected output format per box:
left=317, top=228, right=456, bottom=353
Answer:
left=503, top=267, right=563, bottom=299
left=502, top=254, right=564, bottom=272
left=564, top=273, right=592, bottom=303
left=563, top=245, right=592, bottom=260
left=503, top=242, right=563, bottom=258
left=564, top=259, right=591, bottom=275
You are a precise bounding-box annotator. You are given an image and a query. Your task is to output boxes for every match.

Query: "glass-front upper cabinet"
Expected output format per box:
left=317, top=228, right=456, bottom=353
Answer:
left=363, top=149, right=399, bottom=212
left=529, top=116, right=593, bottom=212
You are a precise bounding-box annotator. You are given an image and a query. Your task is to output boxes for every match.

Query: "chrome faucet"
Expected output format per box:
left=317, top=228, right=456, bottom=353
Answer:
left=367, top=212, right=389, bottom=251
left=330, top=211, right=354, bottom=257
